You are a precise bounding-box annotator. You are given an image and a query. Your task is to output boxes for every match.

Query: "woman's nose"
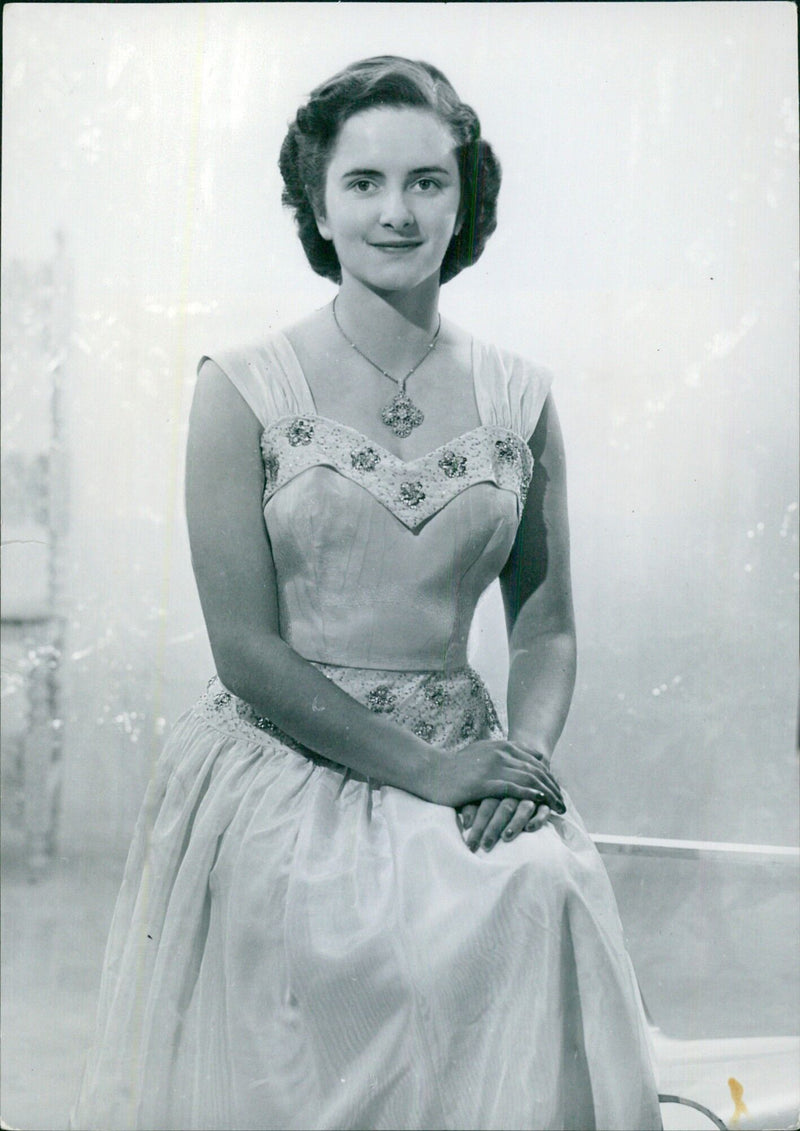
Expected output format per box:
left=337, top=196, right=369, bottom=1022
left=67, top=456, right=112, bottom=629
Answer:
left=379, top=190, right=414, bottom=229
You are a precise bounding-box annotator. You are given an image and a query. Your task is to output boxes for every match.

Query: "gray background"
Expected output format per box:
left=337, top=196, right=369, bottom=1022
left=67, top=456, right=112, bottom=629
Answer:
left=2, top=4, right=798, bottom=1128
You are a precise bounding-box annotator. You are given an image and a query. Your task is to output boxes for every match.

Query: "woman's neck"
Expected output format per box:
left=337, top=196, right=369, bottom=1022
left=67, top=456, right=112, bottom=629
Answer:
left=332, top=275, right=442, bottom=370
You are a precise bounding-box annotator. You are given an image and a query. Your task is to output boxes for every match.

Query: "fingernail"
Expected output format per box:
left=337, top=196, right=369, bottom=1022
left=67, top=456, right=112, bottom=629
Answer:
left=483, top=838, right=494, bottom=851
left=503, top=829, right=515, bottom=841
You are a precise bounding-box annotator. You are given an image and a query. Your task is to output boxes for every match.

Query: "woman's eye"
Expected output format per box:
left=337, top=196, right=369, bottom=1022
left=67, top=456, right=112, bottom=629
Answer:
left=350, top=180, right=375, bottom=193
left=413, top=178, right=439, bottom=192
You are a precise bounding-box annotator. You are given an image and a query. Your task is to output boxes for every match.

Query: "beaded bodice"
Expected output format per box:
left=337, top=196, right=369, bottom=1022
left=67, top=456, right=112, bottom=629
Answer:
left=200, top=329, right=552, bottom=671
left=261, top=417, right=532, bottom=531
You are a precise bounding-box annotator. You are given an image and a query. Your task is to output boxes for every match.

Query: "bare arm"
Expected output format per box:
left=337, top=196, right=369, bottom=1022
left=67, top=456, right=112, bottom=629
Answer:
left=500, top=393, right=577, bottom=764
left=185, top=360, right=553, bottom=809
left=460, top=395, right=575, bottom=850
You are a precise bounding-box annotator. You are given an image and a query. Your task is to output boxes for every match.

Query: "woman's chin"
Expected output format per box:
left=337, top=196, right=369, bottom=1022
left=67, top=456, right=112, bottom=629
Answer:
left=344, top=262, right=443, bottom=297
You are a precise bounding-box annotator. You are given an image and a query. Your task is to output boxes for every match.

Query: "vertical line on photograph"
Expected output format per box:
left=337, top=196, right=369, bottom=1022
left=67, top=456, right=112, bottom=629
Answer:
left=131, top=10, right=208, bottom=1113
left=149, top=3, right=208, bottom=785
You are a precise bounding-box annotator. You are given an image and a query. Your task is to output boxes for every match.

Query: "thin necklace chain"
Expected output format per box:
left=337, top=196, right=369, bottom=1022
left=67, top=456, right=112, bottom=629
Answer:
left=331, top=297, right=441, bottom=393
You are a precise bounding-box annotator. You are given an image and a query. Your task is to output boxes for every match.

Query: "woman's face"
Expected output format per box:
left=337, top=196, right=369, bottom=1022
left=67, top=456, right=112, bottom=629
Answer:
left=316, top=106, right=462, bottom=294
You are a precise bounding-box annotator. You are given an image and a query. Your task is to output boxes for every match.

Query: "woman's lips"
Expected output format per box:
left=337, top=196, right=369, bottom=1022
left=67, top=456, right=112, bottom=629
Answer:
left=369, top=241, right=422, bottom=251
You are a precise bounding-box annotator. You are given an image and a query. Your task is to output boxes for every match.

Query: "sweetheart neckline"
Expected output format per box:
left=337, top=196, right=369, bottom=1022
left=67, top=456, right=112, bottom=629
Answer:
left=260, top=415, right=528, bottom=468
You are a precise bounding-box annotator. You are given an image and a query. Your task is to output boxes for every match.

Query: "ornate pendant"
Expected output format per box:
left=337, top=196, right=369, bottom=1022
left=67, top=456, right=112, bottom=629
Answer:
left=381, top=390, right=425, bottom=438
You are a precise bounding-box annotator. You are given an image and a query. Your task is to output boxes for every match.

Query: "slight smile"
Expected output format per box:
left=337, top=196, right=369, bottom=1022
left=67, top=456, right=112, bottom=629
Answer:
left=368, top=241, right=423, bottom=251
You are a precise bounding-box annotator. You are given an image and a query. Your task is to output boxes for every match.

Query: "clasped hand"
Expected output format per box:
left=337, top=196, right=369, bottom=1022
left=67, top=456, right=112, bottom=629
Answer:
left=459, top=795, right=555, bottom=853
left=426, top=737, right=565, bottom=854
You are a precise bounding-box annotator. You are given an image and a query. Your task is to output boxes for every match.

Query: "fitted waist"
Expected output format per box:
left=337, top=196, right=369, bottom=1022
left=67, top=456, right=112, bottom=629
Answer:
left=287, top=638, right=470, bottom=673
left=280, top=603, right=470, bottom=672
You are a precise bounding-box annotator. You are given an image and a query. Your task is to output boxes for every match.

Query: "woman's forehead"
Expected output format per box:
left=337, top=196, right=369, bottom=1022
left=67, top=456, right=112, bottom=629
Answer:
left=329, top=107, right=459, bottom=171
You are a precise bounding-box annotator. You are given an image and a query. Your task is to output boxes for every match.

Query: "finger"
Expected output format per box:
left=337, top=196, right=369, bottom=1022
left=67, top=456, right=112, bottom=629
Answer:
left=464, top=799, right=500, bottom=852
left=506, top=746, right=563, bottom=791
left=528, top=766, right=564, bottom=808
left=525, top=804, right=551, bottom=832
left=507, top=743, right=561, bottom=780
left=509, top=750, right=565, bottom=802
left=494, top=771, right=564, bottom=813
left=488, top=781, right=555, bottom=806
left=459, top=803, right=478, bottom=831
left=501, top=799, right=537, bottom=842
left=479, top=798, right=520, bottom=852
left=516, top=766, right=565, bottom=813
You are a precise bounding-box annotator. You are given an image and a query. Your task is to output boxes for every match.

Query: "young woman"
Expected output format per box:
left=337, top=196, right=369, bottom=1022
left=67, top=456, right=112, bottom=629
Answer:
left=73, top=56, right=662, bottom=1131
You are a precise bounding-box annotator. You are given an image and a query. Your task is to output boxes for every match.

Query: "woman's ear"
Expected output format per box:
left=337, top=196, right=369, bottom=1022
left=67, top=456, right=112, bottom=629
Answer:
left=308, top=186, right=333, bottom=242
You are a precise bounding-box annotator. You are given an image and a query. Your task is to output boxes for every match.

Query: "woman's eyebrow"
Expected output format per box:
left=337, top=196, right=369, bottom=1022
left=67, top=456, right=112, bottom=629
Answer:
left=409, top=165, right=452, bottom=177
left=340, top=167, right=384, bottom=180
left=339, top=165, right=453, bottom=180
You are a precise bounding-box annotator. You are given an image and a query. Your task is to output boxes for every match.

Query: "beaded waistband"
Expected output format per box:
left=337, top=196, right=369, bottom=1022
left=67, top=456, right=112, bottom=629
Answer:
left=196, top=664, right=502, bottom=755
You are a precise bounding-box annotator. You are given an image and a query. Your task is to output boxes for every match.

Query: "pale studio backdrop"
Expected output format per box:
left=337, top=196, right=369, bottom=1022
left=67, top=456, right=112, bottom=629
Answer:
left=2, top=0, right=798, bottom=1032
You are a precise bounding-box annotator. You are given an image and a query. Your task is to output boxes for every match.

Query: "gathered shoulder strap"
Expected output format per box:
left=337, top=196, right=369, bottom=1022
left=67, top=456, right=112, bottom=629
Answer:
left=472, top=339, right=554, bottom=442
left=198, top=332, right=316, bottom=429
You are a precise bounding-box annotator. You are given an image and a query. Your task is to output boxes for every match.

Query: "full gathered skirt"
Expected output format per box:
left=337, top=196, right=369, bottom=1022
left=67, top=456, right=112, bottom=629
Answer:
left=72, top=665, right=661, bottom=1131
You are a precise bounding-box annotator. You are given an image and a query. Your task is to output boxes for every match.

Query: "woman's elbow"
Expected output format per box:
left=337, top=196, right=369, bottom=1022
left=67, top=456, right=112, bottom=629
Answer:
left=514, top=587, right=575, bottom=641
left=208, top=626, right=285, bottom=700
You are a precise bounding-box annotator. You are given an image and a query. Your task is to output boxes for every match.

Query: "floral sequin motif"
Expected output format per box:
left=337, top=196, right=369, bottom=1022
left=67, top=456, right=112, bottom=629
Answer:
left=438, top=450, right=467, bottom=479
left=259, top=418, right=532, bottom=529
left=459, top=713, right=478, bottom=741
left=263, top=451, right=280, bottom=488
left=350, top=446, right=381, bottom=472
left=470, top=675, right=501, bottom=731
left=234, top=698, right=276, bottom=734
left=423, top=682, right=446, bottom=708
left=235, top=699, right=250, bottom=719
left=199, top=666, right=505, bottom=760
left=286, top=419, right=315, bottom=446
left=366, top=685, right=397, bottom=714
left=399, top=481, right=426, bottom=508
left=468, top=670, right=485, bottom=696
left=494, top=438, right=519, bottom=465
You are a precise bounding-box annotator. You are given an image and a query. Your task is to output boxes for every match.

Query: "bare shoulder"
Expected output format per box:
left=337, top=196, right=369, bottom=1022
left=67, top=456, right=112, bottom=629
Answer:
left=191, top=359, right=262, bottom=440
left=195, top=356, right=233, bottom=398
left=529, top=393, right=566, bottom=468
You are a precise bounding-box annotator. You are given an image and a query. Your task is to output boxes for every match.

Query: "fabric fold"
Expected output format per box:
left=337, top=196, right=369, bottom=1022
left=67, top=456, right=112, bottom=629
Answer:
left=72, top=667, right=661, bottom=1131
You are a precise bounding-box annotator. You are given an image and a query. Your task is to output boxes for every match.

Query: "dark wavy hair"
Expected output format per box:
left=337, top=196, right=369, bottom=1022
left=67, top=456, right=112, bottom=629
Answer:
left=279, top=56, right=501, bottom=285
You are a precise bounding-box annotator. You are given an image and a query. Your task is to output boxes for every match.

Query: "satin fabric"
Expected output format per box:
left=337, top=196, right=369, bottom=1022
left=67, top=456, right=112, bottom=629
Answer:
left=71, top=336, right=662, bottom=1130
left=207, top=331, right=551, bottom=671
left=260, top=424, right=527, bottom=670
left=72, top=669, right=661, bottom=1130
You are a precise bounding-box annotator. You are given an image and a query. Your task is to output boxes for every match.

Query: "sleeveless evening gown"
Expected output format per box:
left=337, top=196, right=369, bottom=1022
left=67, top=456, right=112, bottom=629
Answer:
left=71, top=333, right=662, bottom=1130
